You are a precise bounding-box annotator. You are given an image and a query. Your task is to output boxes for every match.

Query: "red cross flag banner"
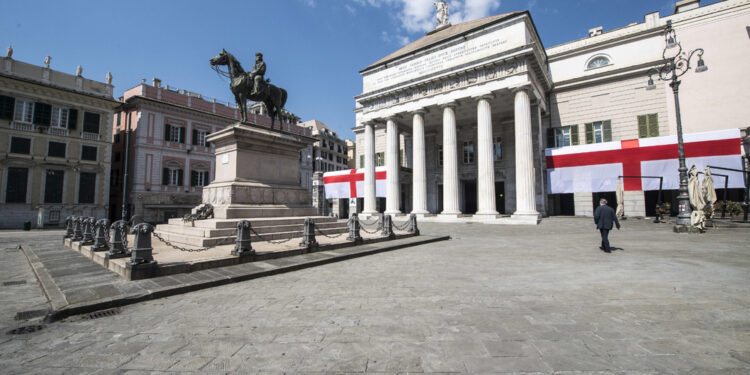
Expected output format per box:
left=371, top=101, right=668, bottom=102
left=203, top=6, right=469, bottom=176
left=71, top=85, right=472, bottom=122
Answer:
left=545, top=129, right=745, bottom=194
left=322, top=166, right=387, bottom=199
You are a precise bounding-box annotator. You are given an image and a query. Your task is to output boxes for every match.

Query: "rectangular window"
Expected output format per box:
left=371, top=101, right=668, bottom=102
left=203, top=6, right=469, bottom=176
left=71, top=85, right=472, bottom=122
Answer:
left=5, top=167, right=28, bottom=203
left=0, top=94, right=14, bottom=120
left=14, top=100, right=34, bottom=123
left=585, top=121, right=612, bottom=144
left=375, top=152, right=385, bottom=167
left=48, top=141, right=66, bottom=158
left=44, top=169, right=65, bottom=203
left=638, top=114, right=659, bottom=138
left=438, top=145, right=443, bottom=167
left=549, top=125, right=580, bottom=147
left=360, top=155, right=364, bottom=168
left=81, top=145, right=97, bottom=161
left=51, top=107, right=69, bottom=128
left=463, top=141, right=474, bottom=164
left=191, top=170, right=209, bottom=187
left=78, top=172, right=96, bottom=204
left=10, top=137, right=31, bottom=154
left=168, top=125, right=184, bottom=143
left=493, top=136, right=502, bottom=161
left=116, top=112, right=121, bottom=126
left=197, top=130, right=207, bottom=146
left=83, top=112, right=100, bottom=134
left=169, top=169, right=181, bottom=186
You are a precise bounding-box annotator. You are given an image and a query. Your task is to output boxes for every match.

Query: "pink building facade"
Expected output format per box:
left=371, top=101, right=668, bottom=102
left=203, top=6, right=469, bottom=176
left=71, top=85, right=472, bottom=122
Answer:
left=110, top=79, right=312, bottom=223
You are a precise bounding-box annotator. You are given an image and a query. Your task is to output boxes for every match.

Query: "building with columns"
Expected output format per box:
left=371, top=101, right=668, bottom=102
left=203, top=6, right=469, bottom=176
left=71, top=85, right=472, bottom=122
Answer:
left=355, top=11, right=548, bottom=224
left=0, top=48, right=117, bottom=228
left=353, top=0, right=750, bottom=222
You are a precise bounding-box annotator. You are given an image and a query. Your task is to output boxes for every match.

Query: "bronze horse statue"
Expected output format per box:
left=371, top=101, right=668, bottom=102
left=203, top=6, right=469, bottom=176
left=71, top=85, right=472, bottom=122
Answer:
left=210, top=49, right=288, bottom=129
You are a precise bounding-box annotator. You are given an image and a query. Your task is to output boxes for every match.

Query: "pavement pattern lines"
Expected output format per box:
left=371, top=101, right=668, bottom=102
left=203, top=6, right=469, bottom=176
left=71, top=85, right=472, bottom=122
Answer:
left=0, top=217, right=749, bottom=374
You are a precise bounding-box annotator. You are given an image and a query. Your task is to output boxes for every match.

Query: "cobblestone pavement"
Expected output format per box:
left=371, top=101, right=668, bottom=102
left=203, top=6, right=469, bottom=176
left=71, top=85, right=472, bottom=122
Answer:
left=1, top=217, right=750, bottom=374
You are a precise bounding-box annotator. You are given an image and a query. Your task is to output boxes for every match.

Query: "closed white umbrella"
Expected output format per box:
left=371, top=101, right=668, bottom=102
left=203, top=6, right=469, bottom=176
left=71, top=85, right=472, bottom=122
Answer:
left=616, top=178, right=624, bottom=219
left=688, top=166, right=706, bottom=229
left=702, top=167, right=717, bottom=214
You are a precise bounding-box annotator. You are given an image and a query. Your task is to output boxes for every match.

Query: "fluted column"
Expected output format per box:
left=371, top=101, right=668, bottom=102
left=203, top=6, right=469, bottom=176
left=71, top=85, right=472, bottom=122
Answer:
left=476, top=95, right=498, bottom=216
left=385, top=117, right=401, bottom=214
left=441, top=103, right=461, bottom=215
left=411, top=110, right=429, bottom=214
left=512, top=88, right=540, bottom=220
left=363, top=121, right=377, bottom=215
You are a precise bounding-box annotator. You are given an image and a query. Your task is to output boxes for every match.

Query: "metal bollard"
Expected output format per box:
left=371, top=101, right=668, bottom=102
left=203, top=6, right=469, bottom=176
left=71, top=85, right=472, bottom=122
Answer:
left=232, top=220, right=254, bottom=256
left=347, top=213, right=362, bottom=243
left=81, top=217, right=95, bottom=245
left=92, top=219, right=110, bottom=251
left=108, top=220, right=129, bottom=258
left=126, top=223, right=157, bottom=266
left=72, top=216, right=83, bottom=241
left=409, top=214, right=419, bottom=235
left=299, top=218, right=318, bottom=251
left=63, top=216, right=74, bottom=239
left=381, top=214, right=394, bottom=239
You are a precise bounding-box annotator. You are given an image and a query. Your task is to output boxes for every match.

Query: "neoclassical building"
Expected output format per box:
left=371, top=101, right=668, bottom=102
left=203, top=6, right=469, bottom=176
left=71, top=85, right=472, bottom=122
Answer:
left=0, top=48, right=117, bottom=228
left=352, top=0, right=750, bottom=222
left=355, top=11, right=549, bottom=224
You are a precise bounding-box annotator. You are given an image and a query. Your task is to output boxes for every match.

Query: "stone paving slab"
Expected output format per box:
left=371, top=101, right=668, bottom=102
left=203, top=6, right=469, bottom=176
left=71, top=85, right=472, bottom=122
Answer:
left=14, top=232, right=448, bottom=324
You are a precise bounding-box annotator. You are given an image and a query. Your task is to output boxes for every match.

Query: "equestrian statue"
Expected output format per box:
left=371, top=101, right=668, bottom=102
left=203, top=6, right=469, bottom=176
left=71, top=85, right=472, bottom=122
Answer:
left=210, top=49, right=288, bottom=129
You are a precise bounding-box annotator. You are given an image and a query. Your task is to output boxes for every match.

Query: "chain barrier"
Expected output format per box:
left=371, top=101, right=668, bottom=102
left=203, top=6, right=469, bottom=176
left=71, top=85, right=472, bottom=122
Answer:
left=359, top=222, right=382, bottom=234
left=359, top=218, right=379, bottom=226
left=392, top=219, right=412, bottom=232
left=152, top=231, right=235, bottom=252
left=312, top=222, right=346, bottom=239
left=249, top=226, right=301, bottom=245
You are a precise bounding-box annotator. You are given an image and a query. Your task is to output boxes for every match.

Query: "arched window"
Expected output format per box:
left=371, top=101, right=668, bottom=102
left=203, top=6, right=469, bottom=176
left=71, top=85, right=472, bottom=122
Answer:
left=586, top=55, right=611, bottom=70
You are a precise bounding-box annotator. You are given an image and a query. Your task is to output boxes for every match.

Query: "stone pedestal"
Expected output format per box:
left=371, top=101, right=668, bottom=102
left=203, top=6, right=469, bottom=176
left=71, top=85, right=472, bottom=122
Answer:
left=202, top=123, right=317, bottom=219
left=312, top=172, right=327, bottom=216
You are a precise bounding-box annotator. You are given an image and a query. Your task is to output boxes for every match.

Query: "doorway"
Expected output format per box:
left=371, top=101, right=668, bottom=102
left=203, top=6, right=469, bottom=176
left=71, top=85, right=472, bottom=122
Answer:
left=463, top=180, right=477, bottom=214
left=592, top=191, right=617, bottom=211
left=495, top=181, right=505, bottom=214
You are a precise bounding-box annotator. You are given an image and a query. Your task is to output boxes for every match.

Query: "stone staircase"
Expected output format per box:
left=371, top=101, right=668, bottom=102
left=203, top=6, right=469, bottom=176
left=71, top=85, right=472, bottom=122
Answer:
left=154, top=216, right=348, bottom=247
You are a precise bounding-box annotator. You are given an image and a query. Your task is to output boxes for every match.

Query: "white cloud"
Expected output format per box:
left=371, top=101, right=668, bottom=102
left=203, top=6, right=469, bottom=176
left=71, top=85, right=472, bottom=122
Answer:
left=350, top=0, right=502, bottom=37
left=302, top=0, right=315, bottom=7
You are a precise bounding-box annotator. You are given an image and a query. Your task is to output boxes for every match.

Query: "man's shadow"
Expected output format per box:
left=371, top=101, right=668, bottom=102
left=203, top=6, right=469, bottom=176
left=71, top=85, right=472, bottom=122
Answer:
left=609, top=247, right=625, bottom=251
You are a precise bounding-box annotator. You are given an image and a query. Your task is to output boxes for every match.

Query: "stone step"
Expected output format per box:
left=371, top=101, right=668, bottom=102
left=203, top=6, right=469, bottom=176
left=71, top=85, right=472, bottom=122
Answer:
left=167, top=216, right=340, bottom=229
left=156, top=221, right=346, bottom=238
left=216, top=206, right=320, bottom=219
left=154, top=225, right=349, bottom=248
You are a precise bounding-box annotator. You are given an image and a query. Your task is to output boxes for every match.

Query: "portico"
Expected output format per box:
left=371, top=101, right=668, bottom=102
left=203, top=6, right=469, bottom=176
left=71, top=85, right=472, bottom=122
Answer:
left=354, top=11, right=550, bottom=224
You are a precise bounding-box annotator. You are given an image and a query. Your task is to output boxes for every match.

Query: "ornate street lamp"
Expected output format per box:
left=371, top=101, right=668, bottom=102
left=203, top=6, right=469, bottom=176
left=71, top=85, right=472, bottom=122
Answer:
left=646, top=20, right=708, bottom=229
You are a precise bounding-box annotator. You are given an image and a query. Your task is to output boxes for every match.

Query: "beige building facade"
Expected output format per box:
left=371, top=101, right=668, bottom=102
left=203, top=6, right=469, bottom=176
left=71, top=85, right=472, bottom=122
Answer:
left=352, top=0, right=750, bottom=221
left=0, top=49, right=117, bottom=228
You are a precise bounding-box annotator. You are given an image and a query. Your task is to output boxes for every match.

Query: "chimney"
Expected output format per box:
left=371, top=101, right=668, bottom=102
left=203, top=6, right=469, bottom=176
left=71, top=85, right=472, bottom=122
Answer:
left=152, top=78, right=161, bottom=88
left=674, top=0, right=700, bottom=14
left=588, top=26, right=603, bottom=37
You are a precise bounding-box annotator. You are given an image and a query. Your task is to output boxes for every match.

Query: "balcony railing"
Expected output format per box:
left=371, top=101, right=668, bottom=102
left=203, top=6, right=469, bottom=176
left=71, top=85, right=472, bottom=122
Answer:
left=10, top=121, right=34, bottom=132
left=48, top=127, right=70, bottom=137
left=81, top=132, right=100, bottom=140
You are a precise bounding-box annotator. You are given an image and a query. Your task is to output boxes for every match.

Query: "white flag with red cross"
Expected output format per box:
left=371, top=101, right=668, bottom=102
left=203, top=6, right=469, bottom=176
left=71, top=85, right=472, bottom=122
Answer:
left=545, top=128, right=745, bottom=194
left=322, top=167, right=387, bottom=199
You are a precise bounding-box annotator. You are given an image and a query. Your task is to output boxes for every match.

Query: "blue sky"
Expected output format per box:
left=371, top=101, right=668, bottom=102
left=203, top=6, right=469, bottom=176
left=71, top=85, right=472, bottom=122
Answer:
left=1, top=0, right=720, bottom=140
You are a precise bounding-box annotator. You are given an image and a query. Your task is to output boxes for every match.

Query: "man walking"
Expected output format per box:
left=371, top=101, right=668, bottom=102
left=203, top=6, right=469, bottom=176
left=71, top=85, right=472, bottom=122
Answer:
left=594, top=198, right=620, bottom=253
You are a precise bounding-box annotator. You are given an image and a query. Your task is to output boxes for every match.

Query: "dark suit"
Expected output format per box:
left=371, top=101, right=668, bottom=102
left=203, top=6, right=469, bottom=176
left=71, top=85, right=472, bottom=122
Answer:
left=594, top=204, right=620, bottom=251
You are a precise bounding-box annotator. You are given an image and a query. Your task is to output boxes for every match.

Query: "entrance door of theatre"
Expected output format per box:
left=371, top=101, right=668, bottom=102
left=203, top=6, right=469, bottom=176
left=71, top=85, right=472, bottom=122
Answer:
left=463, top=180, right=477, bottom=214
left=495, top=181, right=505, bottom=214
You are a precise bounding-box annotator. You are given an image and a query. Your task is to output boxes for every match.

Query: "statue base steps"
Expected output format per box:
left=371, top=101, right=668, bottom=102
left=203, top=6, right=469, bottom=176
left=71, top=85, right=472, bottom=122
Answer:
left=155, top=216, right=346, bottom=247
left=212, top=204, right=318, bottom=219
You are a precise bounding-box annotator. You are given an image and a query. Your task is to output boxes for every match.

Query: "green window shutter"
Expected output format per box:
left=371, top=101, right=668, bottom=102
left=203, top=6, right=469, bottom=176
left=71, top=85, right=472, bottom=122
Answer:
left=192, top=129, right=198, bottom=145
left=33, top=102, right=52, bottom=126
left=547, top=128, right=555, bottom=148
left=164, top=124, right=171, bottom=141
left=586, top=123, right=595, bottom=144
left=638, top=115, right=648, bottom=138
left=191, top=170, right=197, bottom=187
left=648, top=114, right=659, bottom=137
left=571, top=125, right=579, bottom=145
left=179, top=127, right=185, bottom=144
left=67, top=109, right=78, bottom=130
left=0, top=95, right=14, bottom=120
left=603, top=120, right=612, bottom=142
left=177, top=169, right=184, bottom=186
left=162, top=168, right=169, bottom=185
